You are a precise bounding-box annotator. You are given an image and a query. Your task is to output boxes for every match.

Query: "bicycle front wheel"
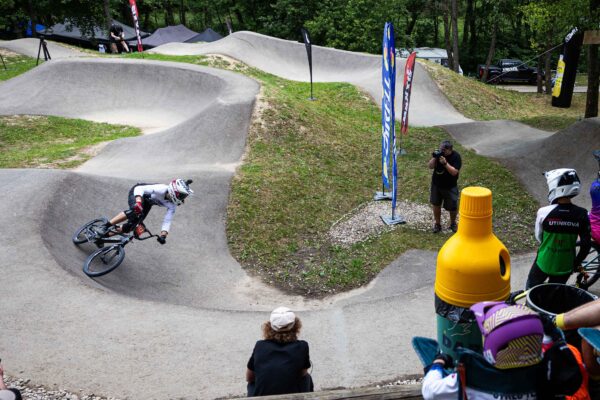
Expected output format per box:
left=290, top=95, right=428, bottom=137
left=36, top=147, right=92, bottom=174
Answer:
left=83, top=245, right=125, bottom=277
left=576, top=244, right=600, bottom=290
left=73, top=218, right=108, bottom=245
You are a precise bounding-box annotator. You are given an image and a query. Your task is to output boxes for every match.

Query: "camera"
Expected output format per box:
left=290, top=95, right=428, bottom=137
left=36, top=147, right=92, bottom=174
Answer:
left=432, top=150, right=443, bottom=159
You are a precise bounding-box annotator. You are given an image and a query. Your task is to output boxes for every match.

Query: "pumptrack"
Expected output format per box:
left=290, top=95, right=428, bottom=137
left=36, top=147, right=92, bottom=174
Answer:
left=0, top=31, right=598, bottom=399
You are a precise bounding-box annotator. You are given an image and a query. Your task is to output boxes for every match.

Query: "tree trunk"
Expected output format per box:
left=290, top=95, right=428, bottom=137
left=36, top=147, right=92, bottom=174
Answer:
left=585, top=0, right=600, bottom=118
left=462, top=0, right=473, bottom=50
left=586, top=44, right=599, bottom=118
left=443, top=0, right=454, bottom=70
left=433, top=13, right=439, bottom=47
left=102, top=0, right=111, bottom=32
left=27, top=0, right=38, bottom=38
left=451, top=0, right=460, bottom=72
left=481, top=18, right=497, bottom=83
left=405, top=12, right=420, bottom=36
left=180, top=0, right=186, bottom=26
left=537, top=55, right=544, bottom=93
left=544, top=36, right=553, bottom=95
left=469, top=0, right=477, bottom=55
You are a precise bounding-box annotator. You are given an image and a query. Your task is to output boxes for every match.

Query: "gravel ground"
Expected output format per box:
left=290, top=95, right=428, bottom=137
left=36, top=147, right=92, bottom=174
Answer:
left=329, top=200, right=454, bottom=246
left=4, top=375, right=118, bottom=400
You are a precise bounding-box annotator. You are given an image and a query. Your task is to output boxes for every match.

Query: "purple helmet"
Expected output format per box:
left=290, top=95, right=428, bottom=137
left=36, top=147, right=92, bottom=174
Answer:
left=470, top=301, right=543, bottom=369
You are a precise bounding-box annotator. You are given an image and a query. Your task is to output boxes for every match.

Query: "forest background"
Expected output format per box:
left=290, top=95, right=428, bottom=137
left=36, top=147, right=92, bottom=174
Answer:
left=0, top=0, right=598, bottom=115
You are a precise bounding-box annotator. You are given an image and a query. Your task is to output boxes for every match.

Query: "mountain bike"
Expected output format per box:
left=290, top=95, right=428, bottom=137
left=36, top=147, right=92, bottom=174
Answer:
left=574, top=241, right=600, bottom=291
left=72, top=217, right=158, bottom=277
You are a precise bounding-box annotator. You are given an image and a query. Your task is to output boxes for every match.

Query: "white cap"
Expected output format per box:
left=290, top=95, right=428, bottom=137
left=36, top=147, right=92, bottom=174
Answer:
left=270, top=307, right=296, bottom=332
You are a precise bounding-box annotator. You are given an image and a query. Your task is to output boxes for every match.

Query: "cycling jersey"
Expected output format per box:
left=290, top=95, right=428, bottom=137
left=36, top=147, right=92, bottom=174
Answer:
left=133, top=184, right=176, bottom=232
left=534, top=203, right=591, bottom=276
left=590, top=180, right=600, bottom=243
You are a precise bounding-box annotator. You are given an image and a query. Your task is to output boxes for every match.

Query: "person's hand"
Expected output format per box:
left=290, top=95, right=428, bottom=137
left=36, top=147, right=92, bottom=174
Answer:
left=157, top=235, right=166, bottom=245
left=133, top=199, right=143, bottom=215
left=433, top=352, right=454, bottom=368
left=439, top=156, right=447, bottom=165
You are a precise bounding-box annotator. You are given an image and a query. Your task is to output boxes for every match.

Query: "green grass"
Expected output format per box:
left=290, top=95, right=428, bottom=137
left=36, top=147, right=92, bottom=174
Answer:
left=130, top=53, right=539, bottom=297
left=421, top=60, right=586, bottom=131
left=0, top=115, right=140, bottom=168
left=0, top=54, right=39, bottom=81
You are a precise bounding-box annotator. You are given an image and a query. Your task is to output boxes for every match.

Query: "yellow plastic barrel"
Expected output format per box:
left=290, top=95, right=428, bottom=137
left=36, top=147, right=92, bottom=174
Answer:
left=435, top=186, right=511, bottom=357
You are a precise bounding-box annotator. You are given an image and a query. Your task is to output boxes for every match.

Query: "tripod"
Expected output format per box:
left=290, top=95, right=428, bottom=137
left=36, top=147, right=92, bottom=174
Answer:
left=36, top=35, right=51, bottom=65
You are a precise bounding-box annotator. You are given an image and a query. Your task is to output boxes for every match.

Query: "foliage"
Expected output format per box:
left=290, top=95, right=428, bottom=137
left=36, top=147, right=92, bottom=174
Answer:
left=2, top=0, right=597, bottom=77
left=421, top=60, right=586, bottom=130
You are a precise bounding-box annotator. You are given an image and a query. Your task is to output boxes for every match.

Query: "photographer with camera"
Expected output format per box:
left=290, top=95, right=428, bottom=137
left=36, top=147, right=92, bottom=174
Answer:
left=428, top=140, right=461, bottom=233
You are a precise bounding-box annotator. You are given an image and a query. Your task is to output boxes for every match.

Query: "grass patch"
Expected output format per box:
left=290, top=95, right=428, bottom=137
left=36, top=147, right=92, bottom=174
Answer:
left=0, top=53, right=39, bottom=81
left=226, top=72, right=537, bottom=296
left=134, top=53, right=538, bottom=296
left=421, top=60, right=586, bottom=131
left=0, top=115, right=140, bottom=168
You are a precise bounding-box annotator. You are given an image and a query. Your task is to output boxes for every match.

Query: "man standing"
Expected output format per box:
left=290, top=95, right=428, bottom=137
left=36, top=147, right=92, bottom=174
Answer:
left=428, top=140, right=461, bottom=233
left=525, top=168, right=591, bottom=289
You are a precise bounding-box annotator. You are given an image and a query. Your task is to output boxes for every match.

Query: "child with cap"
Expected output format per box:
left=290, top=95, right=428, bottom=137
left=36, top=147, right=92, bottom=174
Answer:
left=246, top=307, right=313, bottom=397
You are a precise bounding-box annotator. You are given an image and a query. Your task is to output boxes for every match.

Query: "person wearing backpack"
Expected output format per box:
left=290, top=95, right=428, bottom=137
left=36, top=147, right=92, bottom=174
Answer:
left=417, top=301, right=582, bottom=399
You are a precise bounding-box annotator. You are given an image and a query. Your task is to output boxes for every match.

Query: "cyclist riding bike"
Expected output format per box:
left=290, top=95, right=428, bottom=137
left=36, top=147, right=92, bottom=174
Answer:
left=590, top=150, right=600, bottom=245
left=525, top=168, right=592, bottom=289
left=97, top=178, right=193, bottom=244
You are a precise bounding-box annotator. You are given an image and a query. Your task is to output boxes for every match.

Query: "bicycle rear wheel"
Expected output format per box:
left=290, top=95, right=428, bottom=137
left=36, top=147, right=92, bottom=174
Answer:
left=83, top=245, right=125, bottom=277
left=72, top=218, right=108, bottom=245
left=576, top=244, right=600, bottom=290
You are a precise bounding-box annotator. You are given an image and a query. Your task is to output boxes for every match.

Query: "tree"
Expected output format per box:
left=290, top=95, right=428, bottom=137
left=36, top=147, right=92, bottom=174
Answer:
left=585, top=0, right=599, bottom=118
left=450, top=0, right=460, bottom=72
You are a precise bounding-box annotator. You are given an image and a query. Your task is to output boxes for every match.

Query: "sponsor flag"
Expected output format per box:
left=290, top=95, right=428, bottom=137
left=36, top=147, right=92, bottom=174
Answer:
left=300, top=28, right=315, bottom=99
left=381, top=22, right=396, bottom=190
left=400, top=52, right=416, bottom=135
left=552, top=27, right=584, bottom=108
left=128, top=0, right=144, bottom=52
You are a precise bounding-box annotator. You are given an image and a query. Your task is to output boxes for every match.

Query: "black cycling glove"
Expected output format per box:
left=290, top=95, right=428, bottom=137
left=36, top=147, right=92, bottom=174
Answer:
left=157, top=236, right=166, bottom=245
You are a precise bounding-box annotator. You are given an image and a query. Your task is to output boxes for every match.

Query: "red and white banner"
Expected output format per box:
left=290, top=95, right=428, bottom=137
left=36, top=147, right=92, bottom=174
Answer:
left=400, top=52, right=416, bottom=135
left=129, top=0, right=143, bottom=52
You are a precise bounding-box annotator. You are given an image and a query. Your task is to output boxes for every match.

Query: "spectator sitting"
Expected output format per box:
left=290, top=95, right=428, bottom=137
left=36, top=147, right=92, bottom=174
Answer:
left=246, top=307, right=313, bottom=397
left=420, top=301, right=582, bottom=399
left=554, top=299, right=600, bottom=397
left=0, top=363, right=22, bottom=400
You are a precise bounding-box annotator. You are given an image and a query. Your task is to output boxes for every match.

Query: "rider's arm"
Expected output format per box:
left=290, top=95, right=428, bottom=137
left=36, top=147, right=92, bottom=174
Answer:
left=534, top=207, right=547, bottom=243
left=160, top=203, right=176, bottom=233
left=574, top=215, right=592, bottom=268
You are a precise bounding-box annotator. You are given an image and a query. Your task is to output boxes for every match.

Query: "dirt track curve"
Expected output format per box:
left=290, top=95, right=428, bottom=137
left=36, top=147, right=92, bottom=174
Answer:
left=0, top=32, right=597, bottom=399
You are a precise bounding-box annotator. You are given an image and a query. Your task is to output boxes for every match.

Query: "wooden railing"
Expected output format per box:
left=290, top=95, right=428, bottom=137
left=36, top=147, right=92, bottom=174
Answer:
left=235, top=384, right=422, bottom=399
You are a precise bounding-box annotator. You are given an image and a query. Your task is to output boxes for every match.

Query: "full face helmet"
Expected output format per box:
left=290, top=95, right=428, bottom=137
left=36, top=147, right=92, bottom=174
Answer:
left=470, top=301, right=543, bottom=369
left=167, top=178, right=194, bottom=206
left=545, top=168, right=580, bottom=204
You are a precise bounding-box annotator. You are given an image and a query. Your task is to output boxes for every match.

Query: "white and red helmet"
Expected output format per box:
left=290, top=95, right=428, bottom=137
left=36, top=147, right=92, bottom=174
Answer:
left=167, top=178, right=194, bottom=206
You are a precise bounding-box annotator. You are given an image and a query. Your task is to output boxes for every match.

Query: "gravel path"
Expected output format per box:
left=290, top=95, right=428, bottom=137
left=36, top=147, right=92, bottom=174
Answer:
left=329, top=200, right=454, bottom=246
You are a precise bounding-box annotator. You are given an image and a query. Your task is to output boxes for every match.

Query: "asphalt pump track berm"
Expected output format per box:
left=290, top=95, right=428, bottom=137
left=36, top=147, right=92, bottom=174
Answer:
left=0, top=32, right=599, bottom=399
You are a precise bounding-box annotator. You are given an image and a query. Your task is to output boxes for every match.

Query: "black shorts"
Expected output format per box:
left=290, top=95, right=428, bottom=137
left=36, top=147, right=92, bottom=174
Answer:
left=122, top=185, right=153, bottom=232
left=430, top=185, right=459, bottom=211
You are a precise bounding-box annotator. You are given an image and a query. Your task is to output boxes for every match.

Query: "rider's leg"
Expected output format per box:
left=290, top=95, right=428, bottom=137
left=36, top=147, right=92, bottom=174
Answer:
left=122, top=41, right=130, bottom=53
left=525, top=262, right=548, bottom=289
left=109, top=212, right=127, bottom=226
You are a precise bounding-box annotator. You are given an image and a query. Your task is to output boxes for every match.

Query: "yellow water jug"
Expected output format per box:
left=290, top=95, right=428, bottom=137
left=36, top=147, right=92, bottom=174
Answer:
left=434, top=186, right=511, bottom=308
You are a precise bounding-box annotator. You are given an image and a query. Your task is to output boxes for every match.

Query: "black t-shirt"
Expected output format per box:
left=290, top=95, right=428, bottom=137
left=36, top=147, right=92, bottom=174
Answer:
left=109, top=25, right=123, bottom=43
left=247, top=339, right=311, bottom=396
left=431, top=150, right=461, bottom=189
